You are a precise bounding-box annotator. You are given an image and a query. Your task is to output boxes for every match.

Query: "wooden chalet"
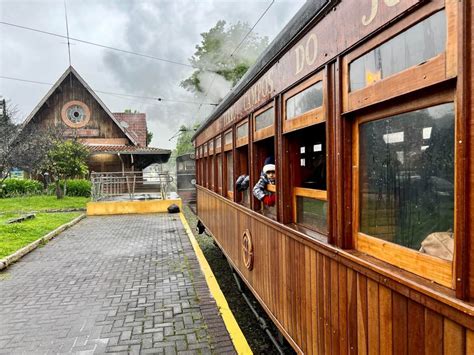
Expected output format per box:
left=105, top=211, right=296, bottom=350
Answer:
left=22, top=66, right=171, bottom=173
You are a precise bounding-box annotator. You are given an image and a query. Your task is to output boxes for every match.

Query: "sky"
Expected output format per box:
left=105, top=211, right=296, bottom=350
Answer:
left=0, top=0, right=305, bottom=149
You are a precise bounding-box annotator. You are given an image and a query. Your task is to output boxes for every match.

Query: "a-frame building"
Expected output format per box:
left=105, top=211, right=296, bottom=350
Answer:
left=22, top=66, right=171, bottom=172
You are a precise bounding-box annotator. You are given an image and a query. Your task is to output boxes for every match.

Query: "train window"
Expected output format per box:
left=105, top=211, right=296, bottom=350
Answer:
left=217, top=154, right=223, bottom=195
left=215, top=136, right=222, bottom=151
left=236, top=119, right=249, bottom=147
left=349, top=11, right=446, bottom=92
left=226, top=151, right=234, bottom=199
left=253, top=135, right=276, bottom=220
left=223, top=129, right=233, bottom=199
left=283, top=72, right=324, bottom=133
left=354, top=101, right=455, bottom=287
left=286, top=123, right=327, bottom=234
left=254, top=104, right=274, bottom=142
left=343, top=5, right=457, bottom=113
left=224, top=130, right=232, bottom=148
left=208, top=140, right=215, bottom=191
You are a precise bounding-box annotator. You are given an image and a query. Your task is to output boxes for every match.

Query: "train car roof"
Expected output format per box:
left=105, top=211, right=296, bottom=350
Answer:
left=193, top=0, right=333, bottom=140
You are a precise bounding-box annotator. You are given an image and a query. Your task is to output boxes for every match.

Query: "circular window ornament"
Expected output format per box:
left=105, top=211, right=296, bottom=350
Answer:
left=242, top=229, right=254, bottom=271
left=61, top=100, right=91, bottom=128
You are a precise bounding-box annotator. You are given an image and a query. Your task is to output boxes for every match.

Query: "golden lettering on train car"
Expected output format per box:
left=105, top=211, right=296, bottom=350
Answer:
left=362, top=0, right=400, bottom=26
left=295, top=33, right=318, bottom=75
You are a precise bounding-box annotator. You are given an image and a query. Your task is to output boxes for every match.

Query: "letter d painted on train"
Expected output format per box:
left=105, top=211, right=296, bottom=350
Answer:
left=295, top=33, right=318, bottom=76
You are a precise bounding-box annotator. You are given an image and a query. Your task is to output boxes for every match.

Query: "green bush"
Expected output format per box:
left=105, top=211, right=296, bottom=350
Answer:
left=48, top=179, right=91, bottom=197
left=0, top=178, right=43, bottom=197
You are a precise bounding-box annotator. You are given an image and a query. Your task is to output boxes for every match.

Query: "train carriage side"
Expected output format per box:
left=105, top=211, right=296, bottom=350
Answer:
left=193, top=0, right=474, bottom=353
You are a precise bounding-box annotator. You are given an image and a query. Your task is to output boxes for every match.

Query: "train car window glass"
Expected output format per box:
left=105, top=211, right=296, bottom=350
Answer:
left=286, top=81, right=323, bottom=120
left=236, top=119, right=249, bottom=147
left=296, top=197, right=328, bottom=234
left=217, top=154, right=223, bottom=194
left=237, top=121, right=248, bottom=139
left=255, top=107, right=274, bottom=131
left=215, top=136, right=222, bottom=151
left=209, top=155, right=215, bottom=191
left=209, top=140, right=214, bottom=155
left=283, top=72, right=325, bottom=133
left=203, top=143, right=208, bottom=156
left=225, top=131, right=232, bottom=145
left=356, top=102, right=455, bottom=287
left=350, top=11, right=446, bottom=92
left=254, top=104, right=275, bottom=142
left=226, top=151, right=234, bottom=199
left=224, top=129, right=233, bottom=151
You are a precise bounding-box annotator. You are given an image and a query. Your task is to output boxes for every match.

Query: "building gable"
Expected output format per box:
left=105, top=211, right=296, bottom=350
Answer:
left=23, top=67, right=138, bottom=146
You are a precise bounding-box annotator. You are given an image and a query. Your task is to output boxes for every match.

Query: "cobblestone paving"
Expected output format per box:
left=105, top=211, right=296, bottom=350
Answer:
left=0, top=214, right=235, bottom=354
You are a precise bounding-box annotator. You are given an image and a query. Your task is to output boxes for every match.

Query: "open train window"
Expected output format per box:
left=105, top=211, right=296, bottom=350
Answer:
left=208, top=140, right=215, bottom=191
left=236, top=119, right=250, bottom=207
left=343, top=4, right=457, bottom=112
left=203, top=143, right=208, bottom=189
left=215, top=135, right=222, bottom=195
left=283, top=72, right=327, bottom=235
left=224, top=129, right=234, bottom=199
left=353, top=98, right=456, bottom=288
left=283, top=72, right=324, bottom=133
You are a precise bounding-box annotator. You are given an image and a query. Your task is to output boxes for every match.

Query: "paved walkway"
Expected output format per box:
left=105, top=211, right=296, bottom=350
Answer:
left=0, top=214, right=235, bottom=354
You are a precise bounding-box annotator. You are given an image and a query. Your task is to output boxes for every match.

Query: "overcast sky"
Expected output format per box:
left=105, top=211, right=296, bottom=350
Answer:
left=0, top=0, right=305, bottom=149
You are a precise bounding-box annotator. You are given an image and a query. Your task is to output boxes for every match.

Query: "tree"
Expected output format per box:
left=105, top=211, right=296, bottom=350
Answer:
left=175, top=124, right=199, bottom=157
left=181, top=20, right=269, bottom=95
left=43, top=140, right=89, bottom=198
left=0, top=100, right=19, bottom=181
left=146, top=130, right=153, bottom=146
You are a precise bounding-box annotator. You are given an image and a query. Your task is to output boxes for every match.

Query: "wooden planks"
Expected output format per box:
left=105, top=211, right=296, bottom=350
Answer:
left=197, top=188, right=472, bottom=354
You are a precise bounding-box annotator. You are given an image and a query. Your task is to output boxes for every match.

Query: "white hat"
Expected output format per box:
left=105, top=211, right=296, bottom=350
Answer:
left=263, top=164, right=275, bottom=173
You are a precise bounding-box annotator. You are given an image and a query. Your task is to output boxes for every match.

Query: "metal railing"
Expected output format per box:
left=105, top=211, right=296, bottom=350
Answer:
left=91, top=171, right=173, bottom=201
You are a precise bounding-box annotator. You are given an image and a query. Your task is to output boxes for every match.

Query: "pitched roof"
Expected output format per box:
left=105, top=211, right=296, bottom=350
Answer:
left=86, top=144, right=170, bottom=155
left=113, top=112, right=148, bottom=147
left=22, top=66, right=139, bottom=146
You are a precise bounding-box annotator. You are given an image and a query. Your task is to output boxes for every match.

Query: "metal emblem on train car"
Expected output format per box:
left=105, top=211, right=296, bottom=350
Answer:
left=242, top=229, right=254, bottom=271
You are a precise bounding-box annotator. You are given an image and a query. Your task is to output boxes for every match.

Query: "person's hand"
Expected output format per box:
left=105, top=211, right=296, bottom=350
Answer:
left=262, top=194, right=275, bottom=207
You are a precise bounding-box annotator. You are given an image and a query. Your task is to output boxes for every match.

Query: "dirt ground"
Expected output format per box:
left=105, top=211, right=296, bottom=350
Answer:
left=183, top=204, right=296, bottom=355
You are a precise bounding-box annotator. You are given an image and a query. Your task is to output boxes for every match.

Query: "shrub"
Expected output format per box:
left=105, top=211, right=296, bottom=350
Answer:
left=0, top=178, right=43, bottom=197
left=64, top=179, right=91, bottom=197
left=48, top=179, right=91, bottom=197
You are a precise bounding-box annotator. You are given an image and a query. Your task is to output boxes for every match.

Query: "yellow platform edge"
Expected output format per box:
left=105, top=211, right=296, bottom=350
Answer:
left=179, top=213, right=252, bottom=355
left=86, top=199, right=182, bottom=216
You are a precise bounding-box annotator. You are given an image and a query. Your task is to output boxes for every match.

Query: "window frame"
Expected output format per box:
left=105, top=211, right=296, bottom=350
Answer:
left=253, top=103, right=275, bottom=142
left=351, top=88, right=457, bottom=288
left=236, top=118, right=249, bottom=147
left=282, top=71, right=325, bottom=133
left=342, top=1, right=457, bottom=113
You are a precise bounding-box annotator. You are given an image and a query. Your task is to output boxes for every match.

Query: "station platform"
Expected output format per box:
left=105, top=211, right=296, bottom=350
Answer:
left=0, top=213, right=247, bottom=354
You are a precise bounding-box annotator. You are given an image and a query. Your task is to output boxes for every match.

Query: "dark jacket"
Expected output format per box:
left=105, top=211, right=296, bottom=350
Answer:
left=252, top=174, right=274, bottom=201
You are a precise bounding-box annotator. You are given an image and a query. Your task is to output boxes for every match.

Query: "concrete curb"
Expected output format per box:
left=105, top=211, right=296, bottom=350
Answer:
left=0, top=213, right=86, bottom=271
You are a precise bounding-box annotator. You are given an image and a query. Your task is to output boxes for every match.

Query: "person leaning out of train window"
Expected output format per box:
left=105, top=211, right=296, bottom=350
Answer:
left=235, top=174, right=250, bottom=192
left=253, top=164, right=276, bottom=207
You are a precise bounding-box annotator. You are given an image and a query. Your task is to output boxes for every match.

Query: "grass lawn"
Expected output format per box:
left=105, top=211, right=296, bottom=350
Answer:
left=0, top=212, right=82, bottom=259
left=0, top=195, right=88, bottom=214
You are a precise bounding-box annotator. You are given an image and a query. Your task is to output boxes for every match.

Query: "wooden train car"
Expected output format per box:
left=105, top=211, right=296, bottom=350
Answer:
left=193, top=0, right=474, bottom=353
left=176, top=153, right=196, bottom=203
